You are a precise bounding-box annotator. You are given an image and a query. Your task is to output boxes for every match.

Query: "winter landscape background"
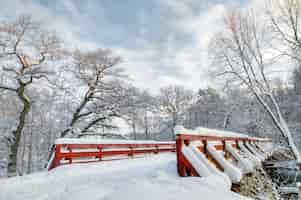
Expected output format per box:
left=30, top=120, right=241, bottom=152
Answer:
left=0, top=0, right=301, bottom=184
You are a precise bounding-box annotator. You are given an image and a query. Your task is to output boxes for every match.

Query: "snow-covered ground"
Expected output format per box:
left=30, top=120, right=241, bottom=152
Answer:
left=0, top=153, right=251, bottom=200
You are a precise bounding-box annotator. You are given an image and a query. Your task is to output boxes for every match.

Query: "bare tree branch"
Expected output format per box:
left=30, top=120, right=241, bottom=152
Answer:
left=0, top=85, right=17, bottom=92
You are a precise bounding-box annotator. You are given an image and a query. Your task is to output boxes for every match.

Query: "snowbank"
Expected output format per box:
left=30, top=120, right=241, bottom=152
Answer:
left=257, top=142, right=274, bottom=157
left=182, top=146, right=212, bottom=177
left=0, top=154, right=251, bottom=200
left=182, top=142, right=232, bottom=190
left=245, top=142, right=265, bottom=162
left=250, top=143, right=268, bottom=159
left=207, top=144, right=243, bottom=183
left=225, top=143, right=254, bottom=174
left=238, top=142, right=261, bottom=167
left=190, top=142, right=232, bottom=189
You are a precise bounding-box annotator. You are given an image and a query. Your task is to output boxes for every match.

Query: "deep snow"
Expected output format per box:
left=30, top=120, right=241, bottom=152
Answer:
left=0, top=153, right=251, bottom=200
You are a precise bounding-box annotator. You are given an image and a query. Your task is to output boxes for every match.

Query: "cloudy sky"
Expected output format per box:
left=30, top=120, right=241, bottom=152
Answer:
left=0, top=0, right=253, bottom=93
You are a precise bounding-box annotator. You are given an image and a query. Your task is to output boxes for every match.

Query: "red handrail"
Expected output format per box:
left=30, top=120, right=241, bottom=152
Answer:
left=47, top=142, right=176, bottom=170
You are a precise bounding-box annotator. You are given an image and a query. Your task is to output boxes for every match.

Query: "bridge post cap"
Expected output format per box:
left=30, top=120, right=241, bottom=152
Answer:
left=174, top=125, right=186, bottom=135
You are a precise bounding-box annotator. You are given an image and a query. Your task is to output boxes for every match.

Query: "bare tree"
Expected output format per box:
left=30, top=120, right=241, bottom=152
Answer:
left=122, top=86, right=150, bottom=140
left=268, top=0, right=301, bottom=94
left=268, top=0, right=301, bottom=63
left=136, top=91, right=157, bottom=140
left=158, top=85, right=194, bottom=139
left=60, top=49, right=124, bottom=137
left=125, top=87, right=140, bottom=140
left=210, top=9, right=301, bottom=161
left=0, top=15, right=62, bottom=175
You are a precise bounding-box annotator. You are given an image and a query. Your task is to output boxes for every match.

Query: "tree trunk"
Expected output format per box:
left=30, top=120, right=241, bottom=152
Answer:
left=266, top=92, right=301, bottom=161
left=132, top=122, right=136, bottom=140
left=8, top=84, right=31, bottom=176
left=171, top=113, right=177, bottom=140
left=27, top=128, right=33, bottom=174
left=19, top=132, right=26, bottom=176
left=60, top=90, right=92, bottom=137
left=81, top=113, right=118, bottom=134
left=274, top=102, right=301, bottom=162
left=144, top=112, right=149, bottom=140
left=252, top=90, right=301, bottom=161
left=223, top=111, right=232, bottom=129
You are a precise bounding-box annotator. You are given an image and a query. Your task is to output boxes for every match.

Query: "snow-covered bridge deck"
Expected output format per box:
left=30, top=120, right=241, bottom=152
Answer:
left=0, top=153, right=250, bottom=200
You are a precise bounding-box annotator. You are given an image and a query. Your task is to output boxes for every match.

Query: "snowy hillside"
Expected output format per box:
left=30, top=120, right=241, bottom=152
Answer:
left=0, top=153, right=250, bottom=200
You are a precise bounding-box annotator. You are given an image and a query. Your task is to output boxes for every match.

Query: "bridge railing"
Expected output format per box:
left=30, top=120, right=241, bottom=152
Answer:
left=47, top=140, right=176, bottom=170
left=176, top=133, right=272, bottom=177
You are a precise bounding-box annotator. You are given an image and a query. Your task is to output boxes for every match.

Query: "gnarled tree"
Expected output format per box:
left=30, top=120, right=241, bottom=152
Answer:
left=60, top=49, right=125, bottom=137
left=0, top=15, right=62, bottom=176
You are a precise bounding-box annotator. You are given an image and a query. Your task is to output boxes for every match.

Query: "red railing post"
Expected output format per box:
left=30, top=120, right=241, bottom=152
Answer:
left=222, top=140, right=226, bottom=151
left=222, top=140, right=229, bottom=159
left=67, top=145, right=72, bottom=164
left=235, top=140, right=239, bottom=150
left=176, top=135, right=186, bottom=177
left=203, top=140, right=208, bottom=158
left=155, top=145, right=159, bottom=154
left=52, top=144, right=61, bottom=169
left=97, top=147, right=103, bottom=161
left=129, top=146, right=134, bottom=158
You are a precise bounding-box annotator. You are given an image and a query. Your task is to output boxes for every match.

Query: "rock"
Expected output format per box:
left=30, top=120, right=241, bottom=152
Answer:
left=233, top=167, right=283, bottom=200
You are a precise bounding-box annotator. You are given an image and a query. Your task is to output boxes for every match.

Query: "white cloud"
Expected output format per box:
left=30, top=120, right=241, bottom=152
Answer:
left=0, top=0, right=242, bottom=93
left=158, top=0, right=195, bottom=17
left=108, top=2, right=228, bottom=94
left=154, top=4, right=227, bottom=91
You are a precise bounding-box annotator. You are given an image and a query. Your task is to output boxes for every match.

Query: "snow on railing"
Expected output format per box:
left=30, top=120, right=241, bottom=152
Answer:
left=47, top=139, right=176, bottom=170
left=175, top=126, right=273, bottom=183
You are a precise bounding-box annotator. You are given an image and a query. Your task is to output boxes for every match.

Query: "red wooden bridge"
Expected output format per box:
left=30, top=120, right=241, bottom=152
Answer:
left=48, top=129, right=273, bottom=181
